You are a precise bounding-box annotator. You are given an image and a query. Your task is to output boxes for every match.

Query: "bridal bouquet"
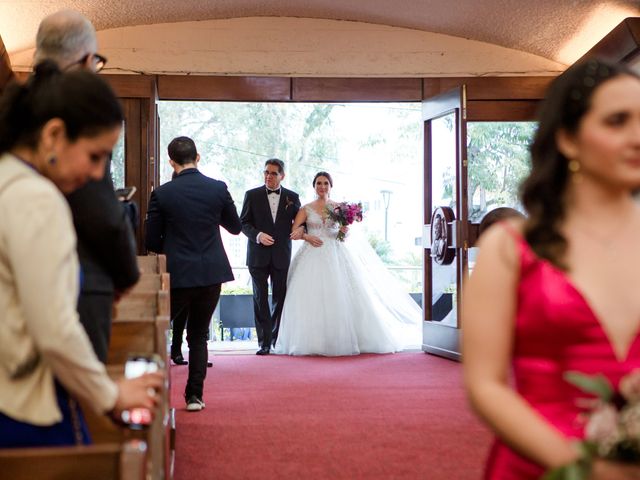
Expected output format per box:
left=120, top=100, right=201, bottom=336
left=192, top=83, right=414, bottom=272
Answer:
left=326, top=202, right=364, bottom=241
left=542, top=370, right=640, bottom=479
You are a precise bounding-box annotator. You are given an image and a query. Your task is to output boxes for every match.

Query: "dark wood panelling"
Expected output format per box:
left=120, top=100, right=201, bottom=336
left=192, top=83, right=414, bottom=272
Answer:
left=14, top=71, right=28, bottom=83
left=580, top=17, right=640, bottom=63
left=102, top=74, right=155, bottom=98
left=139, top=97, right=151, bottom=254
left=121, top=99, right=144, bottom=252
left=158, top=76, right=290, bottom=101
left=0, top=35, right=14, bottom=93
left=293, top=77, right=422, bottom=102
left=424, top=76, right=554, bottom=101
left=467, top=100, right=540, bottom=121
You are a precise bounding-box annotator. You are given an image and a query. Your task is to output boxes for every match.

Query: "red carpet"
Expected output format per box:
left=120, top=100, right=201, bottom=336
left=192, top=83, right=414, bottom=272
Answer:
left=171, top=353, right=492, bottom=480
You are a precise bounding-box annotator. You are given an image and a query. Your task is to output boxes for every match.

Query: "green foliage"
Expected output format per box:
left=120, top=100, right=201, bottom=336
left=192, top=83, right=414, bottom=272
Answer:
left=466, top=122, right=535, bottom=221
left=221, top=285, right=253, bottom=295
left=158, top=102, right=338, bottom=202
left=541, top=442, right=597, bottom=480
left=110, top=126, right=126, bottom=189
left=401, top=251, right=422, bottom=266
left=564, top=371, right=614, bottom=402
left=367, top=234, right=394, bottom=264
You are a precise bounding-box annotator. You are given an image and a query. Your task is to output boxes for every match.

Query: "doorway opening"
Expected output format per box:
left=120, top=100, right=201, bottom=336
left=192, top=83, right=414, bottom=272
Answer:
left=157, top=100, right=425, bottom=349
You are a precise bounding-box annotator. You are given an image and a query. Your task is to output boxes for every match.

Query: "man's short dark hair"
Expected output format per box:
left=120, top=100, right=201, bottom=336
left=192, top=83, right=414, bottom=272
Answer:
left=168, top=136, right=197, bottom=165
left=265, top=158, right=284, bottom=174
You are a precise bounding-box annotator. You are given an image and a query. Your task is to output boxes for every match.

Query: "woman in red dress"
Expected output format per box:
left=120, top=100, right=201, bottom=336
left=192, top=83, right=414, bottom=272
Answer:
left=464, top=58, right=640, bottom=479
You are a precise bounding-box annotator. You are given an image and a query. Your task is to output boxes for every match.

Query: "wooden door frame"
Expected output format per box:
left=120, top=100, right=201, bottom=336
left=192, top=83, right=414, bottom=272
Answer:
left=422, top=87, right=467, bottom=360
left=103, top=74, right=552, bottom=258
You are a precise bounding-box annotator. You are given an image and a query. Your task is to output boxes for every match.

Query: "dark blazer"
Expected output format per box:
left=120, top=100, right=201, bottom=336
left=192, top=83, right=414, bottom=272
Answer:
left=240, top=186, right=300, bottom=269
left=67, top=160, right=139, bottom=294
left=145, top=168, right=242, bottom=288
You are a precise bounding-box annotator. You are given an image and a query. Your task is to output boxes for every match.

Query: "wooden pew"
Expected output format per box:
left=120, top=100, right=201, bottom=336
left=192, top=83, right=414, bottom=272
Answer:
left=107, top=315, right=170, bottom=365
left=87, top=255, right=174, bottom=479
left=113, top=289, right=170, bottom=319
left=0, top=440, right=147, bottom=480
left=136, top=254, right=167, bottom=274
left=131, top=272, right=170, bottom=293
left=83, top=364, right=172, bottom=480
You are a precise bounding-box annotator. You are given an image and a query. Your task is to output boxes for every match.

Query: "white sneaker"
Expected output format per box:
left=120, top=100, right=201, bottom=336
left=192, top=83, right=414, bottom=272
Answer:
left=186, top=395, right=205, bottom=412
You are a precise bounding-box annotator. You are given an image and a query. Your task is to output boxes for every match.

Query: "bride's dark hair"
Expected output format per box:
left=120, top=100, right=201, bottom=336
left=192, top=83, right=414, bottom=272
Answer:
left=313, top=171, right=333, bottom=187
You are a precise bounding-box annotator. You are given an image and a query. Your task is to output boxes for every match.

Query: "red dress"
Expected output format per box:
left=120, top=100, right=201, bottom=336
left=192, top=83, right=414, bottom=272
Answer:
left=484, top=228, right=640, bottom=479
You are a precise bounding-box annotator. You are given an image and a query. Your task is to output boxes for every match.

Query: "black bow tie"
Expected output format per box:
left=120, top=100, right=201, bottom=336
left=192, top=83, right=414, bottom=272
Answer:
left=267, top=188, right=281, bottom=195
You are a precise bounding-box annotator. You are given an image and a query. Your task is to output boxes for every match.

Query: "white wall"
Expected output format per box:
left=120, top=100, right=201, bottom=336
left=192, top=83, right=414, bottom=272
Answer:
left=10, top=17, right=565, bottom=76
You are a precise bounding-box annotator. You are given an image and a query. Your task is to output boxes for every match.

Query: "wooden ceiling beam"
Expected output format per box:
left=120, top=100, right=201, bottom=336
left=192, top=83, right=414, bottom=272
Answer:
left=580, top=17, right=640, bottom=63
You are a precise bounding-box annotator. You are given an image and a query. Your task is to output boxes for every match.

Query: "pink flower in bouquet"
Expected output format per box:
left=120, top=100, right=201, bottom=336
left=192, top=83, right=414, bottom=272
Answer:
left=543, top=370, right=640, bottom=479
left=326, top=201, right=364, bottom=242
left=585, top=403, right=621, bottom=455
left=620, top=402, right=640, bottom=439
left=620, top=369, right=640, bottom=403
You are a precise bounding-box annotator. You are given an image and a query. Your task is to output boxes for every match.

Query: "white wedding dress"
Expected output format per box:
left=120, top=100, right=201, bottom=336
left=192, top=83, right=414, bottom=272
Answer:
left=275, top=205, right=422, bottom=356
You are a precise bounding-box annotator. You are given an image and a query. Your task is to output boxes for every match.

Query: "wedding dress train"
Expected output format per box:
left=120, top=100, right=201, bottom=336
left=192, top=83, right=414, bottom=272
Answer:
left=275, top=205, right=422, bottom=356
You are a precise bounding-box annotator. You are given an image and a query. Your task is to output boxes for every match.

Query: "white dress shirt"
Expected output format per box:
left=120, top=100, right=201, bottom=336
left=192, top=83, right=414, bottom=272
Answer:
left=257, top=187, right=281, bottom=243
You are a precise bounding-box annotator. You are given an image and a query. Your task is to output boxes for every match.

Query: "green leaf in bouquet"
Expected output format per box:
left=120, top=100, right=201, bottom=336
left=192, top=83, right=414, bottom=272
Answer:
left=541, top=462, right=590, bottom=480
left=541, top=443, right=595, bottom=480
left=564, top=371, right=614, bottom=401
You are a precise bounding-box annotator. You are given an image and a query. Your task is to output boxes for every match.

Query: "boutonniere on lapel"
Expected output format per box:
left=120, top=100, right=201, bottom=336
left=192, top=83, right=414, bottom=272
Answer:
left=284, top=196, right=294, bottom=211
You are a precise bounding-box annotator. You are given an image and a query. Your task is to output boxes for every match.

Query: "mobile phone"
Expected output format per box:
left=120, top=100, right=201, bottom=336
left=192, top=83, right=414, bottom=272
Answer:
left=120, top=354, right=162, bottom=429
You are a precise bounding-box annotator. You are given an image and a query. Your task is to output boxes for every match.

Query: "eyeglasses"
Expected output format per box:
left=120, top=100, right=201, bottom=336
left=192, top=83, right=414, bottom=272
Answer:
left=263, top=170, right=280, bottom=177
left=65, top=53, right=108, bottom=73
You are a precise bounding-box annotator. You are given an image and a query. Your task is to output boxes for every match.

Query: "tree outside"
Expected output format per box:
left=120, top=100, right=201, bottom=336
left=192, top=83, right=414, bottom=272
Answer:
left=113, top=106, right=535, bottom=296
left=110, top=125, right=126, bottom=189
left=157, top=101, right=424, bottom=292
left=467, top=122, right=536, bottom=221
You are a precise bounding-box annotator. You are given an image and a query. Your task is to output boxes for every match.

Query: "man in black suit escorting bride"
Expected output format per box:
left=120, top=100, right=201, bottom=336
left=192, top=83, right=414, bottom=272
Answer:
left=241, top=159, right=302, bottom=355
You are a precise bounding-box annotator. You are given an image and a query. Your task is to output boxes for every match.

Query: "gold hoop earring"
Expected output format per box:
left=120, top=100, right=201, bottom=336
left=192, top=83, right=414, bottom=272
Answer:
left=568, top=160, right=580, bottom=173
left=568, top=159, right=583, bottom=184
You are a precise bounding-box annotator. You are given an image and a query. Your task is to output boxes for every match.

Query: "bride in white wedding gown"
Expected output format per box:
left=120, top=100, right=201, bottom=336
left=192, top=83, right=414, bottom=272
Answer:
left=275, top=171, right=422, bottom=356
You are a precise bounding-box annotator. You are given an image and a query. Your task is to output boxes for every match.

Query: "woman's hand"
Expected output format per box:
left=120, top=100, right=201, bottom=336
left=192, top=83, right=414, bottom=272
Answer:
left=112, top=371, right=164, bottom=417
left=290, top=226, right=305, bottom=240
left=589, top=459, right=640, bottom=479
left=339, top=226, right=349, bottom=235
left=304, top=234, right=323, bottom=247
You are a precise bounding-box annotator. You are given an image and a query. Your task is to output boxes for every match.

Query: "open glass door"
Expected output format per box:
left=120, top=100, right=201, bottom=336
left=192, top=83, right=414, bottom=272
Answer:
left=422, top=87, right=467, bottom=360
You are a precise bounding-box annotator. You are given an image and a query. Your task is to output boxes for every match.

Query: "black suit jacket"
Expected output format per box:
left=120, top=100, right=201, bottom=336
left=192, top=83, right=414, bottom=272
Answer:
left=67, top=160, right=139, bottom=294
left=145, top=168, right=242, bottom=288
left=240, top=186, right=300, bottom=269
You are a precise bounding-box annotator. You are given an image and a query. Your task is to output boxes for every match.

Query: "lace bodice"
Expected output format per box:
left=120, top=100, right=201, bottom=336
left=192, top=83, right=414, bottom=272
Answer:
left=305, top=205, right=339, bottom=239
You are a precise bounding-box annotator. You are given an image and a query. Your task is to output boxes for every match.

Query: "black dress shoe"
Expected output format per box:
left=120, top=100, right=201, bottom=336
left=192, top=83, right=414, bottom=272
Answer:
left=256, top=347, right=270, bottom=356
left=207, top=361, right=213, bottom=367
left=172, top=354, right=188, bottom=365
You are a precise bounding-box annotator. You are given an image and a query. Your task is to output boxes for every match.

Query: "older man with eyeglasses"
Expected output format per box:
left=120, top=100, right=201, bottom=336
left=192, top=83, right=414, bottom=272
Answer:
left=240, top=159, right=302, bottom=355
left=35, top=10, right=108, bottom=73
left=33, top=10, right=140, bottom=363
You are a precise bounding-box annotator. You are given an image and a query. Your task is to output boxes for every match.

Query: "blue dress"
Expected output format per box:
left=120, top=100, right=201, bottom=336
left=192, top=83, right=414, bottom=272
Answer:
left=0, top=381, right=91, bottom=448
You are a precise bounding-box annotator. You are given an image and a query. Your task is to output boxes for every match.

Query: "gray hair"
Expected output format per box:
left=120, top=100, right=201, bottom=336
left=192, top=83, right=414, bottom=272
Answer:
left=34, top=10, right=97, bottom=68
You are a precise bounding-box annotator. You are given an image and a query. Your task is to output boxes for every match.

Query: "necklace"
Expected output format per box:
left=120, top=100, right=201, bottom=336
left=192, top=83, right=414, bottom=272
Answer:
left=569, top=209, right=639, bottom=254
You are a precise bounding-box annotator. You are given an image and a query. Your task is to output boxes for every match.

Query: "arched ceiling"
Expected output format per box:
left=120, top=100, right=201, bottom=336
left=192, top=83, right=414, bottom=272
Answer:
left=2, top=0, right=639, bottom=64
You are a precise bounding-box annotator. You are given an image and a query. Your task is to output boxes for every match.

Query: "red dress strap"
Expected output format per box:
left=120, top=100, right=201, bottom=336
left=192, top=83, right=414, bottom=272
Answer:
left=496, top=220, right=539, bottom=271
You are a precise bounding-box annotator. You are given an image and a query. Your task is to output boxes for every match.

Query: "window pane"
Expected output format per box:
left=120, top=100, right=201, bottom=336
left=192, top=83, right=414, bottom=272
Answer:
left=467, top=121, right=536, bottom=222
left=467, top=121, right=536, bottom=274
left=110, top=122, right=126, bottom=189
